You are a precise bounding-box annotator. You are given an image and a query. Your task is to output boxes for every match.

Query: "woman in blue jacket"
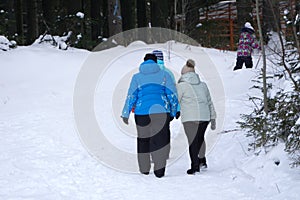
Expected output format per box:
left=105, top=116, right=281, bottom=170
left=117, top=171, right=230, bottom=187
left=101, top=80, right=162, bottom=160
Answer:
left=121, top=53, right=179, bottom=178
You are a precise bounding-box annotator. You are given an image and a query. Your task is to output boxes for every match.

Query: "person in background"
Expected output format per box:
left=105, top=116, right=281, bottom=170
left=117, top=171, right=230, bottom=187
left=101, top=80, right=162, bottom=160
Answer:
left=152, top=50, right=176, bottom=82
left=152, top=50, right=181, bottom=156
left=121, top=53, right=179, bottom=178
left=177, top=59, right=216, bottom=175
left=233, top=22, right=260, bottom=71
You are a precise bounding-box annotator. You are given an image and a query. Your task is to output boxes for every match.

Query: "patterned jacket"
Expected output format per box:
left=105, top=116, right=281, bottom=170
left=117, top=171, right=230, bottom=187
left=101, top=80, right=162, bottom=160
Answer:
left=237, top=28, right=260, bottom=57
left=121, top=59, right=179, bottom=118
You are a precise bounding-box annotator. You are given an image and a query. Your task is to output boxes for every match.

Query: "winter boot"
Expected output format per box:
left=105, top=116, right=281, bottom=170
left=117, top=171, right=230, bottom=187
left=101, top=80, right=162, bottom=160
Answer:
left=154, top=167, right=165, bottom=178
left=199, top=157, right=208, bottom=169
left=187, top=165, right=200, bottom=175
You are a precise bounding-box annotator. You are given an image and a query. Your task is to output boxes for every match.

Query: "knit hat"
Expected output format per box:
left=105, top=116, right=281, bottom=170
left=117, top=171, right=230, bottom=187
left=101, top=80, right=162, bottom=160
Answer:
left=152, top=50, right=164, bottom=61
left=181, top=59, right=195, bottom=74
left=244, top=22, right=254, bottom=31
left=144, top=53, right=157, bottom=63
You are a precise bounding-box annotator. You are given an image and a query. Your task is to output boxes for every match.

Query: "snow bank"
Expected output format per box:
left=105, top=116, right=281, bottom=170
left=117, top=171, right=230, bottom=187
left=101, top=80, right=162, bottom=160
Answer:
left=32, top=32, right=73, bottom=50
left=0, top=35, right=16, bottom=51
left=0, top=42, right=299, bottom=200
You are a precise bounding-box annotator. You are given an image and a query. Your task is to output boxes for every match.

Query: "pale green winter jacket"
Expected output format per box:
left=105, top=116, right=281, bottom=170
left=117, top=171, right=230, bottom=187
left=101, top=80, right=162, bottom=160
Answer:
left=177, top=72, right=216, bottom=123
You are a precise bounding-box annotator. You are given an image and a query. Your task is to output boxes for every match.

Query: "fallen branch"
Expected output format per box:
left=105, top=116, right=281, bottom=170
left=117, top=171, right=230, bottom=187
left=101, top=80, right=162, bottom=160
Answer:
left=217, top=129, right=241, bottom=135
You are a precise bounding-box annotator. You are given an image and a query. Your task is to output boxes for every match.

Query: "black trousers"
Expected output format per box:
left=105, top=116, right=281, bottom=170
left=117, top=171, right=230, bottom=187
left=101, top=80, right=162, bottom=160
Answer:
left=134, top=113, right=171, bottom=175
left=183, top=121, right=209, bottom=169
left=234, top=56, right=253, bottom=70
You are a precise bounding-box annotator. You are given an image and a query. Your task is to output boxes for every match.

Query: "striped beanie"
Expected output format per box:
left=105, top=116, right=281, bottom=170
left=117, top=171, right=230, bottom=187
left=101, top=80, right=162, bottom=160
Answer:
left=152, top=50, right=164, bottom=61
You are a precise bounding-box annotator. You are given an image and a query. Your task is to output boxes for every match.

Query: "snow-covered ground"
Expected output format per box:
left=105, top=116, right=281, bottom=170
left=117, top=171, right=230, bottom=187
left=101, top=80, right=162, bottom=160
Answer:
left=0, top=41, right=299, bottom=200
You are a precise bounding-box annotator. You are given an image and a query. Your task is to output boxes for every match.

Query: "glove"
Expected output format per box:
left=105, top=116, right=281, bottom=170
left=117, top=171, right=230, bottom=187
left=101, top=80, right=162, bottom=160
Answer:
left=175, top=111, right=180, bottom=119
left=211, top=119, right=216, bottom=130
left=121, top=116, right=129, bottom=125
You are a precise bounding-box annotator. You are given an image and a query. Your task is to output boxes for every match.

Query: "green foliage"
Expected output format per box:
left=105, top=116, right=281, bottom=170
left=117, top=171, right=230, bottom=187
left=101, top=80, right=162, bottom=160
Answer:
left=239, top=85, right=300, bottom=165
left=238, top=6, right=300, bottom=164
left=285, top=122, right=300, bottom=167
left=238, top=56, right=300, bottom=167
left=238, top=79, right=277, bottom=154
left=284, top=87, right=300, bottom=166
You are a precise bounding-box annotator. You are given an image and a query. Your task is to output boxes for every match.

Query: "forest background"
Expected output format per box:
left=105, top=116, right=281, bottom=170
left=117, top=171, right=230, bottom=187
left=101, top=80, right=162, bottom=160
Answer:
left=0, top=0, right=297, bottom=50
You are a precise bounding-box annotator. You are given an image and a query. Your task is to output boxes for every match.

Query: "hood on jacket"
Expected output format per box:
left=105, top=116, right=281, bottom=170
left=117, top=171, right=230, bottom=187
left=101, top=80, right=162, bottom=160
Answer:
left=241, top=27, right=254, bottom=34
left=157, top=60, right=165, bottom=70
left=178, top=72, right=201, bottom=85
left=139, top=59, right=161, bottom=74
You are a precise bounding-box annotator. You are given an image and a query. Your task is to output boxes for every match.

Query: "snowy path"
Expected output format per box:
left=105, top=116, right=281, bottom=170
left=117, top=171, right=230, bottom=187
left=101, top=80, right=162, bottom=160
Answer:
left=0, top=44, right=299, bottom=200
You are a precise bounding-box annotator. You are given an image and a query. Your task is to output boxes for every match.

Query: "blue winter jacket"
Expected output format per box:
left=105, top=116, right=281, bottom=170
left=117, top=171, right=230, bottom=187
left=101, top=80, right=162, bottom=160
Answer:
left=157, top=60, right=176, bottom=82
left=157, top=59, right=180, bottom=112
left=122, top=60, right=179, bottom=118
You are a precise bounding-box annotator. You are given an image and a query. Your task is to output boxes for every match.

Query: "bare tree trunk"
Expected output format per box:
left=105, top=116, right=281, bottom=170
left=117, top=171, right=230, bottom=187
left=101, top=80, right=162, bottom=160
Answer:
left=41, top=0, right=59, bottom=33
left=137, top=0, right=147, bottom=28
left=26, top=0, right=38, bottom=45
left=107, top=0, right=122, bottom=36
left=168, top=0, right=175, bottom=30
left=255, top=0, right=268, bottom=114
left=151, top=0, right=169, bottom=28
left=81, top=0, right=91, bottom=40
left=100, top=0, right=109, bottom=38
left=184, top=0, right=201, bottom=38
left=91, top=0, right=101, bottom=40
left=120, top=0, right=135, bottom=31
left=292, top=21, right=300, bottom=57
left=14, top=0, right=24, bottom=44
left=136, top=0, right=147, bottom=42
left=290, top=0, right=300, bottom=57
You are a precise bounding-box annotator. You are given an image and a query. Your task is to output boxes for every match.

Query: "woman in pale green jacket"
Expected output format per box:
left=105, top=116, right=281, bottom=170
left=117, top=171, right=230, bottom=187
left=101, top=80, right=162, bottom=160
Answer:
left=177, top=59, right=216, bottom=175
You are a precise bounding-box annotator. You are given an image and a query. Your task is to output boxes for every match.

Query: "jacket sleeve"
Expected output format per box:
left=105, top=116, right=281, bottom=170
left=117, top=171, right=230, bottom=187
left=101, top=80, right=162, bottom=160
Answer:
left=121, top=76, right=138, bottom=118
left=164, top=72, right=179, bottom=117
left=166, top=68, right=181, bottom=112
left=204, top=83, right=217, bottom=120
left=250, top=34, right=260, bottom=49
left=176, top=82, right=183, bottom=104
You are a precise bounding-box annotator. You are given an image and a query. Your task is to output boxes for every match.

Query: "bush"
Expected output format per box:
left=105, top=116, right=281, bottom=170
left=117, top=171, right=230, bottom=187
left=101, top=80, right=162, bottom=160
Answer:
left=239, top=75, right=300, bottom=166
left=0, top=35, right=16, bottom=51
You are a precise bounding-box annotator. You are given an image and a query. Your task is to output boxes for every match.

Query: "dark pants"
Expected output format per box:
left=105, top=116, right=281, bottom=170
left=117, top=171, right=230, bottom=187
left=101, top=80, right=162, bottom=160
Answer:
left=183, top=121, right=209, bottom=169
left=234, top=56, right=253, bottom=70
left=135, top=113, right=171, bottom=176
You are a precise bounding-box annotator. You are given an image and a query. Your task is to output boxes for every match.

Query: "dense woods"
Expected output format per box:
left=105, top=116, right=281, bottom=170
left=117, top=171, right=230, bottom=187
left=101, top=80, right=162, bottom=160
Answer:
left=1, top=0, right=297, bottom=50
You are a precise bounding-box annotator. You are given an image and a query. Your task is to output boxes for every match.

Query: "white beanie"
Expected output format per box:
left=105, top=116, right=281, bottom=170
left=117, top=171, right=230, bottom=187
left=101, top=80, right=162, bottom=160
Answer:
left=244, top=22, right=254, bottom=30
